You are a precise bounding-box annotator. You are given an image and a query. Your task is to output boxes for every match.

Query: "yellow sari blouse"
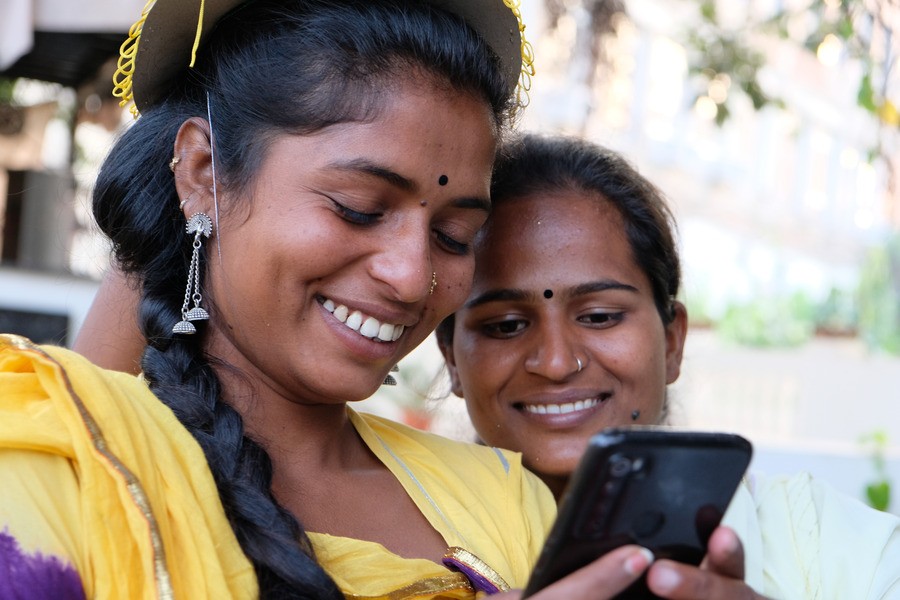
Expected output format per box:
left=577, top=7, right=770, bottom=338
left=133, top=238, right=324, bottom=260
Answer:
left=0, top=335, right=555, bottom=599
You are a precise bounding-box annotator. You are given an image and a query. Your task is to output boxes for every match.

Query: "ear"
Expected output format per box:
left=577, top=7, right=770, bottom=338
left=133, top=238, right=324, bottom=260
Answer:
left=435, top=327, right=465, bottom=398
left=664, top=300, right=688, bottom=384
left=171, top=117, right=216, bottom=218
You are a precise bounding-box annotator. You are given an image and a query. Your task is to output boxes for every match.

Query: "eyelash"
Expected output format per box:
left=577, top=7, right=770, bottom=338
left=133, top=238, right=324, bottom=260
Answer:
left=482, top=319, right=527, bottom=338
left=333, top=200, right=380, bottom=226
left=578, top=312, right=624, bottom=327
left=480, top=311, right=625, bottom=339
left=435, top=230, right=470, bottom=255
left=333, top=199, right=471, bottom=255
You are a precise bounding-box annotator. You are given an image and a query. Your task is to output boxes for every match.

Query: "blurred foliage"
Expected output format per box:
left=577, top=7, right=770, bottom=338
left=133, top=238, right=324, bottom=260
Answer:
left=683, top=0, right=898, bottom=195
left=0, top=78, right=16, bottom=104
left=685, top=1, right=785, bottom=125
left=860, top=429, right=892, bottom=511
left=716, top=292, right=817, bottom=347
left=814, top=286, right=859, bottom=336
left=858, top=234, right=900, bottom=355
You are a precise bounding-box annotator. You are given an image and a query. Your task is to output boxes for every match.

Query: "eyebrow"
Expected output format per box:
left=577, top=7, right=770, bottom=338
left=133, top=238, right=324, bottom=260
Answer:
left=326, top=158, right=491, bottom=213
left=464, top=279, right=639, bottom=309
left=328, top=158, right=417, bottom=192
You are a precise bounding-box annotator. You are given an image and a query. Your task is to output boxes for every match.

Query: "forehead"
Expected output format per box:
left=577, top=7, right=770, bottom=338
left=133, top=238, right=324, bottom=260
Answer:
left=473, top=189, right=641, bottom=288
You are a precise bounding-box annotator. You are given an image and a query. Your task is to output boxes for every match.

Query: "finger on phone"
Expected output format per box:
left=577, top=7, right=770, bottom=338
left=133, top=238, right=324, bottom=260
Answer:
left=528, top=545, right=654, bottom=600
left=703, top=525, right=745, bottom=579
left=646, top=559, right=759, bottom=600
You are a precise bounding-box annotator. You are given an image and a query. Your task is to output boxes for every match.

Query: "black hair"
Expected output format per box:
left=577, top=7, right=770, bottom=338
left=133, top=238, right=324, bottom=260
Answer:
left=436, top=133, right=681, bottom=348
left=93, top=1, right=513, bottom=597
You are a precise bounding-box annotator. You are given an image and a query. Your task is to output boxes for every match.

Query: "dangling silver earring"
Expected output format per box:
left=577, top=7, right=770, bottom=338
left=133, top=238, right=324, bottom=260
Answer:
left=173, top=213, right=213, bottom=335
left=382, top=364, right=400, bottom=386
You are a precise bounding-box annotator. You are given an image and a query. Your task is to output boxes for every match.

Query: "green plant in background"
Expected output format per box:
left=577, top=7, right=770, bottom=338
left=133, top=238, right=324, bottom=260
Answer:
left=858, top=234, right=900, bottom=355
left=0, top=77, right=16, bottom=104
left=860, top=430, right=892, bottom=512
left=685, top=0, right=785, bottom=125
left=814, top=286, right=859, bottom=337
left=716, top=292, right=816, bottom=348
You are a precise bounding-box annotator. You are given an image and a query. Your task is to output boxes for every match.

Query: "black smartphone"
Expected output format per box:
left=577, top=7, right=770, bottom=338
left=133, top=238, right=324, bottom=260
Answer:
left=522, top=427, right=753, bottom=599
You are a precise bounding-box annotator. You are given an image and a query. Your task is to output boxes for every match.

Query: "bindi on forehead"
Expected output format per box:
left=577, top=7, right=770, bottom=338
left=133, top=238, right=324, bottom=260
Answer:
left=543, top=289, right=553, bottom=299
left=438, top=174, right=449, bottom=186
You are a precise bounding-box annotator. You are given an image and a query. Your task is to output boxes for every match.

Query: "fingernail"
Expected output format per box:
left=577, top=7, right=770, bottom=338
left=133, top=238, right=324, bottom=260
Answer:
left=651, top=563, right=681, bottom=592
left=624, top=547, right=655, bottom=576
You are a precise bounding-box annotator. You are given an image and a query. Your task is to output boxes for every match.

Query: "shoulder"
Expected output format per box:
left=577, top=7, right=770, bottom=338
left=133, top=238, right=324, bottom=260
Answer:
left=352, top=409, right=556, bottom=515
left=352, top=409, right=556, bottom=587
left=356, top=409, right=519, bottom=474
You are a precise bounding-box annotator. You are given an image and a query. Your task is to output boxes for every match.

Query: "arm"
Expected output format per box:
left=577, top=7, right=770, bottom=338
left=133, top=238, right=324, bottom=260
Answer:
left=72, top=266, right=145, bottom=374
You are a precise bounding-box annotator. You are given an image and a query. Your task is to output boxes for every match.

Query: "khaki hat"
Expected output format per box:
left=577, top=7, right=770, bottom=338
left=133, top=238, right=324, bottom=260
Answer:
left=114, top=0, right=532, bottom=114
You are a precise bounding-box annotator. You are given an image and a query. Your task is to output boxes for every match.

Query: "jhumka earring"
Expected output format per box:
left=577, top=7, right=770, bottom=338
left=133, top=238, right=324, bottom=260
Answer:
left=382, top=364, right=400, bottom=386
left=429, top=271, right=437, bottom=295
left=173, top=213, right=213, bottom=335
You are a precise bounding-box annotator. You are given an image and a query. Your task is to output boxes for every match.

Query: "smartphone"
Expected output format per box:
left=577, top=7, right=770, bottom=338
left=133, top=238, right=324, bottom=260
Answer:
left=522, top=427, right=753, bottom=599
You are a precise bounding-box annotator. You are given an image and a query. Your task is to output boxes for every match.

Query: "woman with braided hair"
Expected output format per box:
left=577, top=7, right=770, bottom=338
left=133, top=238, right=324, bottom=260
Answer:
left=0, top=1, right=679, bottom=599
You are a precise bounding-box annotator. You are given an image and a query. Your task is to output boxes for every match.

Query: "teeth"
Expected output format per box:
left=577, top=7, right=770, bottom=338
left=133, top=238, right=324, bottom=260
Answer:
left=525, top=397, right=602, bottom=415
left=333, top=304, right=348, bottom=322
left=378, top=323, right=395, bottom=342
left=346, top=311, right=363, bottom=331
left=360, top=316, right=380, bottom=337
left=321, top=297, right=405, bottom=343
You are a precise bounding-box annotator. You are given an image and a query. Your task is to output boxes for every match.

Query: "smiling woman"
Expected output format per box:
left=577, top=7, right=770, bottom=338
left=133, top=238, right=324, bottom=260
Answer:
left=0, top=1, right=604, bottom=599
left=437, top=133, right=900, bottom=599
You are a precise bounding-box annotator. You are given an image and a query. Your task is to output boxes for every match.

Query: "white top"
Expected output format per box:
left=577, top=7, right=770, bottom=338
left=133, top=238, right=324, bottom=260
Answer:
left=724, top=471, right=900, bottom=599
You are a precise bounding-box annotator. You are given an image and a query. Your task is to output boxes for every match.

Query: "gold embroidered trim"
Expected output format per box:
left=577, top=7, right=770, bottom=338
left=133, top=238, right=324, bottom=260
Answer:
left=444, top=546, right=511, bottom=592
left=342, top=572, right=474, bottom=600
left=0, top=334, right=174, bottom=599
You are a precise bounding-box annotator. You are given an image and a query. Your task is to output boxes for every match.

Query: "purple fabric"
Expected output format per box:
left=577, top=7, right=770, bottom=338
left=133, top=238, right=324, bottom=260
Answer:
left=442, top=555, right=504, bottom=594
left=0, top=530, right=85, bottom=600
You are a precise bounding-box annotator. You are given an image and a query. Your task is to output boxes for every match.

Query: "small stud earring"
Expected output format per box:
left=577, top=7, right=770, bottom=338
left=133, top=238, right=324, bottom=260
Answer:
left=429, top=271, right=437, bottom=295
left=169, top=155, right=180, bottom=172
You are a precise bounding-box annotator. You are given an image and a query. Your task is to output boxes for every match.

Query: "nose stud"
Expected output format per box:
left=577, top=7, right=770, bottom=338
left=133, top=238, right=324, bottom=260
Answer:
left=576, top=357, right=583, bottom=372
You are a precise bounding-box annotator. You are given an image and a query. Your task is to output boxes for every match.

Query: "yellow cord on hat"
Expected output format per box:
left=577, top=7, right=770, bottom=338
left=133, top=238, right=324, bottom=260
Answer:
left=112, top=0, right=155, bottom=117
left=190, top=0, right=206, bottom=67
left=115, top=0, right=529, bottom=115
left=502, top=0, right=536, bottom=107
left=112, top=0, right=206, bottom=117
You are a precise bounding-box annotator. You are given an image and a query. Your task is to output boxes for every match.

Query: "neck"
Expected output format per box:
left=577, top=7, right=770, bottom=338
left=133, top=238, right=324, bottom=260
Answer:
left=539, top=473, right=571, bottom=503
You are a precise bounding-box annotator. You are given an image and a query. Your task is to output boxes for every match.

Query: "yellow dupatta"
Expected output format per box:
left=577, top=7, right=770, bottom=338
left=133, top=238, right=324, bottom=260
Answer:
left=0, top=334, right=256, bottom=599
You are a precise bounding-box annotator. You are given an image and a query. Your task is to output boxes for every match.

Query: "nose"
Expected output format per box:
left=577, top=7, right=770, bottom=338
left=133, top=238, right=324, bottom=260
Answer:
left=523, top=320, right=583, bottom=381
left=369, top=220, right=433, bottom=302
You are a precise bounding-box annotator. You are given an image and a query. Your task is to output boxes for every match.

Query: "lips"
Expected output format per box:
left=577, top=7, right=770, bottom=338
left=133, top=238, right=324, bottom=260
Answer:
left=321, top=297, right=405, bottom=342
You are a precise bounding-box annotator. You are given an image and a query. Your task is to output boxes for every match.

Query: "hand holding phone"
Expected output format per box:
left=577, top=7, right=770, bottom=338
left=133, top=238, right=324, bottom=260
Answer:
left=522, top=427, right=753, bottom=599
